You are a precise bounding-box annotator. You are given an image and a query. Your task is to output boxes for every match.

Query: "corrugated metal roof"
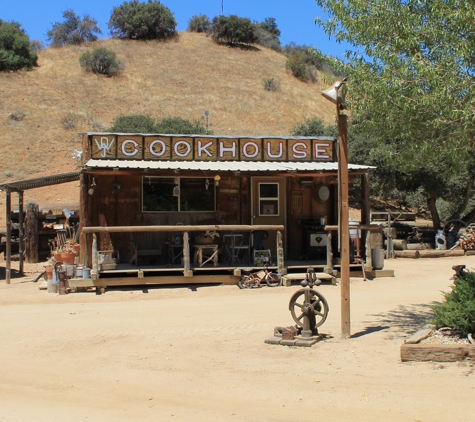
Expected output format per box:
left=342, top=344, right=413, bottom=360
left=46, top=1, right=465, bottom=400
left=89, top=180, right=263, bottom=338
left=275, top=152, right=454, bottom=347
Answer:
left=85, top=159, right=374, bottom=172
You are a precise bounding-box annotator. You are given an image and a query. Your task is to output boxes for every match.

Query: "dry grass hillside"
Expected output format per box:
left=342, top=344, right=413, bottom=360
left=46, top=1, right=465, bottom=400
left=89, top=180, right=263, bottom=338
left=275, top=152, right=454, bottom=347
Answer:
left=0, top=32, right=336, bottom=226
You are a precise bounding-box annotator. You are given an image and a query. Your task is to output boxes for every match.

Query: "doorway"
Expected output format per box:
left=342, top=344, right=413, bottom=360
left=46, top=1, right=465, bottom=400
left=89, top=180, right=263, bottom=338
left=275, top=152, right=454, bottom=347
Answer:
left=251, top=177, right=286, bottom=262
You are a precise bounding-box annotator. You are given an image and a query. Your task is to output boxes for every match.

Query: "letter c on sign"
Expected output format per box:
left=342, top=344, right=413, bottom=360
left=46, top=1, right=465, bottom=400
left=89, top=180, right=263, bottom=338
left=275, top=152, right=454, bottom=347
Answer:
left=122, top=140, right=139, bottom=157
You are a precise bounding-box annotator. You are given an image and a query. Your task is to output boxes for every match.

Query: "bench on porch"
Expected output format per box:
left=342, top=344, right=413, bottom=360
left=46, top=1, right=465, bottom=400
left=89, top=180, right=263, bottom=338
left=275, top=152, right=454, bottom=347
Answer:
left=129, top=232, right=163, bottom=265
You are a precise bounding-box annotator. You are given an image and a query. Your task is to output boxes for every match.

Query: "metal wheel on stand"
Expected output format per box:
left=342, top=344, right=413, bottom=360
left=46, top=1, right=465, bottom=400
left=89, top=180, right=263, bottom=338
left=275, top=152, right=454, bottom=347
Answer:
left=443, top=219, right=467, bottom=249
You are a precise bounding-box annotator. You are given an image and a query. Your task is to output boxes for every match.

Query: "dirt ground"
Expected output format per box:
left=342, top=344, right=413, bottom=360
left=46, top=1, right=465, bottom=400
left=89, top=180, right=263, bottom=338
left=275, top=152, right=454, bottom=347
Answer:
left=1, top=256, right=474, bottom=422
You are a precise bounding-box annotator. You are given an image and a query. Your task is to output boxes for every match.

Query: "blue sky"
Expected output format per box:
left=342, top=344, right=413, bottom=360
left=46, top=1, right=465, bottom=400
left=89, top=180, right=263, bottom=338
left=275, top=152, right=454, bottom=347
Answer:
left=2, top=0, right=350, bottom=58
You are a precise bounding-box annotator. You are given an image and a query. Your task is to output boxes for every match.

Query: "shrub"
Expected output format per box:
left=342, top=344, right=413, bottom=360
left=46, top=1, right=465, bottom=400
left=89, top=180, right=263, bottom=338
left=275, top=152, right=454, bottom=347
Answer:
left=431, top=270, right=475, bottom=336
left=262, top=77, right=279, bottom=92
left=79, top=47, right=124, bottom=76
left=46, top=9, right=102, bottom=47
left=208, top=15, right=257, bottom=46
left=60, top=112, right=79, bottom=129
left=187, top=14, right=210, bottom=33
left=154, top=116, right=208, bottom=134
left=0, top=20, right=38, bottom=71
left=107, top=114, right=156, bottom=133
left=254, top=25, right=281, bottom=51
left=285, top=52, right=317, bottom=83
left=291, top=117, right=335, bottom=137
left=108, top=0, right=177, bottom=40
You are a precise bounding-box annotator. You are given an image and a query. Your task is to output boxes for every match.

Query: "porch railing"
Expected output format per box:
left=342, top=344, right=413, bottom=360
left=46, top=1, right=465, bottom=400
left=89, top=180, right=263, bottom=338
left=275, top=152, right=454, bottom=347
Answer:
left=81, top=225, right=285, bottom=279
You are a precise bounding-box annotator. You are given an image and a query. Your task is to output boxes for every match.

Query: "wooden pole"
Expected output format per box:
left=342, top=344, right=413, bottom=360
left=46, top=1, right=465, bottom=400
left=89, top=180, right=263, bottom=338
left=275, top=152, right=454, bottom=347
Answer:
left=5, top=189, right=11, bottom=284
left=92, top=233, right=98, bottom=280
left=277, top=231, right=284, bottom=275
left=25, top=201, right=39, bottom=263
left=18, top=191, right=24, bottom=273
left=338, top=111, right=351, bottom=339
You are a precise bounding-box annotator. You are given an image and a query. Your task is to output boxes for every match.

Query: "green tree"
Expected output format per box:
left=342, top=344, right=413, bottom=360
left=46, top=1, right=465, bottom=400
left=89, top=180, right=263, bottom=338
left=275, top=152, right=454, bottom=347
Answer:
left=208, top=15, right=257, bottom=46
left=47, top=9, right=102, bottom=47
left=108, top=0, right=177, bottom=40
left=255, top=17, right=281, bottom=51
left=154, top=117, right=208, bottom=134
left=0, top=20, right=38, bottom=71
left=79, top=47, right=124, bottom=76
left=259, top=18, right=280, bottom=39
left=187, top=14, right=211, bottom=33
left=313, top=0, right=475, bottom=228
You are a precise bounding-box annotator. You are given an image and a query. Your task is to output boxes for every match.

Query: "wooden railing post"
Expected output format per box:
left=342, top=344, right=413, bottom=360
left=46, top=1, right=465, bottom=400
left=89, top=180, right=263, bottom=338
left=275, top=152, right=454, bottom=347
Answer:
left=325, top=230, right=333, bottom=274
left=91, top=233, right=98, bottom=280
left=276, top=231, right=285, bottom=275
left=183, top=231, right=192, bottom=277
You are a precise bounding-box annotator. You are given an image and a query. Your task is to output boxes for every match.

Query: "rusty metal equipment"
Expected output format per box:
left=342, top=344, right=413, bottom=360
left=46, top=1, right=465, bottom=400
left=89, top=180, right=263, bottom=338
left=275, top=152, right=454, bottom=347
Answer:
left=288, top=268, right=329, bottom=337
left=54, top=262, right=68, bottom=295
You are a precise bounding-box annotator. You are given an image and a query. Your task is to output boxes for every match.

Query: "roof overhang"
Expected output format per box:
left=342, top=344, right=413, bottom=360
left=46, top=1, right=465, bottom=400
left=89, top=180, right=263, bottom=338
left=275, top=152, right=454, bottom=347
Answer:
left=84, top=160, right=374, bottom=173
left=0, top=171, right=81, bottom=192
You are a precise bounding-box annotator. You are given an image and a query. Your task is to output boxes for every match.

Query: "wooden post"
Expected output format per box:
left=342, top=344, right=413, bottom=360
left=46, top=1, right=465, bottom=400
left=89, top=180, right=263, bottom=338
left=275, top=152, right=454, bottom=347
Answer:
left=325, top=230, right=333, bottom=274
left=25, top=201, right=39, bottom=263
left=79, top=172, right=88, bottom=265
left=360, top=173, right=370, bottom=263
left=18, top=191, right=24, bottom=273
left=277, top=231, right=285, bottom=275
left=183, top=231, right=192, bottom=277
left=5, top=189, right=11, bottom=284
left=91, top=233, right=98, bottom=280
left=338, top=112, right=351, bottom=339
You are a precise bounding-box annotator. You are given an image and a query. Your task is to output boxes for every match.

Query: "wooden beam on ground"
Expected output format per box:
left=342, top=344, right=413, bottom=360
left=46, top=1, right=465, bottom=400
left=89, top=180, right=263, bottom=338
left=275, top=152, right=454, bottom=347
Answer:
left=401, top=344, right=475, bottom=362
left=418, top=249, right=465, bottom=258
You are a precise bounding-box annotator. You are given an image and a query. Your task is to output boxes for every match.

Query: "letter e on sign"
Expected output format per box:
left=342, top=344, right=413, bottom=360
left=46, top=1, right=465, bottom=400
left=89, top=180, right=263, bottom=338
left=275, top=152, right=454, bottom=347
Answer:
left=314, top=141, right=332, bottom=161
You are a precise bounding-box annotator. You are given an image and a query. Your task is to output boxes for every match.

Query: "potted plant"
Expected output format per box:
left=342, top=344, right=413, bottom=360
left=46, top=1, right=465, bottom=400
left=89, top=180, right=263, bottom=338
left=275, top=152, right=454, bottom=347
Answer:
left=195, top=230, right=220, bottom=245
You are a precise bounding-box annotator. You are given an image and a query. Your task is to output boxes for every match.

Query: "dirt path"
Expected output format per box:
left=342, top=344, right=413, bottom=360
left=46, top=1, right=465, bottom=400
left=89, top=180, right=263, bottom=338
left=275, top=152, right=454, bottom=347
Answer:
left=1, top=256, right=474, bottom=421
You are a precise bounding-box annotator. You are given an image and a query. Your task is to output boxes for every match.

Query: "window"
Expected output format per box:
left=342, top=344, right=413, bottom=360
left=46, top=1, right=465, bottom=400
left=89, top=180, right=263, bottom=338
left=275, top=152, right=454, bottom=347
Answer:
left=259, top=183, right=279, bottom=216
left=142, top=177, right=215, bottom=212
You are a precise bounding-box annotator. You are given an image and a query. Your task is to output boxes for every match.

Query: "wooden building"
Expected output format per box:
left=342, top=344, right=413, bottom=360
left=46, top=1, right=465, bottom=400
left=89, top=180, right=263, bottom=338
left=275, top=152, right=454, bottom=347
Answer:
left=76, top=132, right=377, bottom=289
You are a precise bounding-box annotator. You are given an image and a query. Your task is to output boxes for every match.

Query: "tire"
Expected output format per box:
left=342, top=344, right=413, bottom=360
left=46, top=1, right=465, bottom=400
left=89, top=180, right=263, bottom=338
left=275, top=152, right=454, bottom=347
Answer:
left=266, top=272, right=281, bottom=287
left=238, top=275, right=254, bottom=289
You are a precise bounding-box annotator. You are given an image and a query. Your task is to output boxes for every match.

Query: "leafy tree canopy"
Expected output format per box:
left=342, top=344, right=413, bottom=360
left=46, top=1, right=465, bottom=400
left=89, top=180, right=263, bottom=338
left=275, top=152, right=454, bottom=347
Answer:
left=154, top=116, right=208, bottom=134
left=187, top=14, right=211, bottom=33
left=47, top=9, right=102, bottom=47
left=313, top=0, right=475, bottom=227
left=108, top=0, right=177, bottom=40
left=0, top=20, right=37, bottom=71
left=208, top=15, right=258, bottom=46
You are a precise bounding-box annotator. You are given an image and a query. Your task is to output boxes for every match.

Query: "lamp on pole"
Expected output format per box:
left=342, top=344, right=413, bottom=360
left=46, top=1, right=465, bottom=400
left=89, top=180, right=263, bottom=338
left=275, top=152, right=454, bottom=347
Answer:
left=321, top=78, right=351, bottom=338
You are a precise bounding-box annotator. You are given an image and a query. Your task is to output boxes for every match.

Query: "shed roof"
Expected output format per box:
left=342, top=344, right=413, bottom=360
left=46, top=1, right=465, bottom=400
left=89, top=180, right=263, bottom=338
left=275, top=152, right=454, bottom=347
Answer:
left=0, top=172, right=81, bottom=192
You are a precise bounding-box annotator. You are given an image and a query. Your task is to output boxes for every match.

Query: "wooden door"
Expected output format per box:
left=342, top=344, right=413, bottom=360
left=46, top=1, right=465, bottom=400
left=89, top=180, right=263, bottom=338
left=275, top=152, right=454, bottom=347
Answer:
left=251, top=177, right=286, bottom=261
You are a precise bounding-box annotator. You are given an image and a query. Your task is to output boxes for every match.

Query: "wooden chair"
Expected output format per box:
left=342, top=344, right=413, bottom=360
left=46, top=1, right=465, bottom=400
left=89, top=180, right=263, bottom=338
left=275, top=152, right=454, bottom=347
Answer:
left=129, top=232, right=162, bottom=265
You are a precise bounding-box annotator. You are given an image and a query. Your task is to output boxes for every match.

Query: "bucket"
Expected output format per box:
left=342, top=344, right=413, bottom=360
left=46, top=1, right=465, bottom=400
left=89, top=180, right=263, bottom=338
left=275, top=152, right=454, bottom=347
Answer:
left=83, top=268, right=91, bottom=279
left=435, top=230, right=446, bottom=250
left=371, top=248, right=385, bottom=270
left=45, top=266, right=54, bottom=280
left=75, top=267, right=84, bottom=278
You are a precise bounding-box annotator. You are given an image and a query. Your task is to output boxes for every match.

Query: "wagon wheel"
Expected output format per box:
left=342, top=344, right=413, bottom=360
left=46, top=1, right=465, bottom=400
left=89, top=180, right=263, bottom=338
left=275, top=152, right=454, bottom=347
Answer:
left=289, top=288, right=329, bottom=329
left=443, top=219, right=467, bottom=248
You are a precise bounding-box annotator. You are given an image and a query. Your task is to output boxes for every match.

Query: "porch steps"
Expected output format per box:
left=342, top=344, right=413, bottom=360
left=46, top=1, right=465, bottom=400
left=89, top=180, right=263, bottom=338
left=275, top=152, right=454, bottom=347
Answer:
left=281, top=272, right=336, bottom=287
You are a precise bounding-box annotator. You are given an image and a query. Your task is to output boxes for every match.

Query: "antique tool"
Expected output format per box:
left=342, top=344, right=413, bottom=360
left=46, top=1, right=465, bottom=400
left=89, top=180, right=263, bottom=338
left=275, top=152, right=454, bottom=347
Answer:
left=54, top=262, right=68, bottom=295
left=288, top=268, right=329, bottom=337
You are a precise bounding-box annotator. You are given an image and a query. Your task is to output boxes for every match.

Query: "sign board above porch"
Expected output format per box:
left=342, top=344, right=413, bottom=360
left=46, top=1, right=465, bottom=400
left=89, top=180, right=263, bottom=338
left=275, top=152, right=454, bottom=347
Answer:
left=88, top=134, right=336, bottom=162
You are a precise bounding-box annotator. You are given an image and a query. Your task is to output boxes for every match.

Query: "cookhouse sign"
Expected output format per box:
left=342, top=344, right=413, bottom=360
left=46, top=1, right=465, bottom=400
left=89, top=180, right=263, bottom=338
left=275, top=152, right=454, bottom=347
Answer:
left=90, top=135, right=335, bottom=162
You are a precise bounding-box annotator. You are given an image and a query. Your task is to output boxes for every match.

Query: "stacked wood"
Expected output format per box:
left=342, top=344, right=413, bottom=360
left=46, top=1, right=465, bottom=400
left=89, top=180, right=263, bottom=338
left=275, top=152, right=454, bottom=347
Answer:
left=454, top=226, right=475, bottom=250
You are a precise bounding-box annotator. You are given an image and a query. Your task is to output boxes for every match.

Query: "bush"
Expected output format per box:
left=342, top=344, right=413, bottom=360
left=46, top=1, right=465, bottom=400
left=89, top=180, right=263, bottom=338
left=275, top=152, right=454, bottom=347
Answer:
left=30, top=40, right=44, bottom=51
left=285, top=52, right=317, bottom=83
left=46, top=9, right=102, bottom=47
left=254, top=26, right=281, bottom=51
left=187, top=15, right=210, bottom=33
left=106, top=115, right=209, bottom=134
left=431, top=270, right=475, bottom=336
left=208, top=15, right=257, bottom=46
left=262, top=77, right=279, bottom=92
left=107, top=114, right=156, bottom=132
left=154, top=116, right=208, bottom=134
left=291, top=117, right=336, bottom=137
left=108, top=0, right=177, bottom=40
left=0, top=20, right=38, bottom=71
left=79, top=47, right=124, bottom=76
left=60, top=112, right=79, bottom=129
